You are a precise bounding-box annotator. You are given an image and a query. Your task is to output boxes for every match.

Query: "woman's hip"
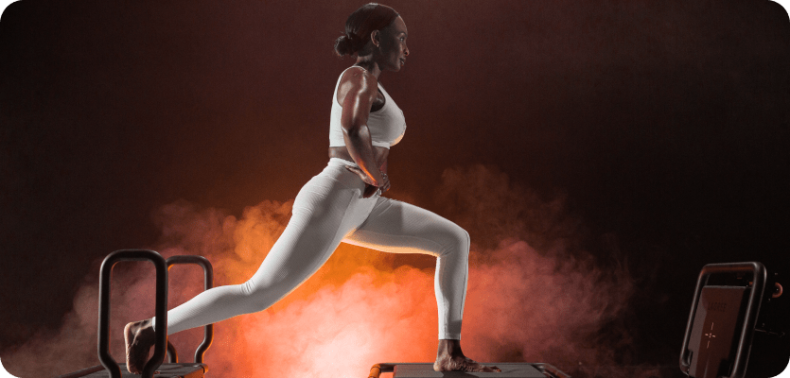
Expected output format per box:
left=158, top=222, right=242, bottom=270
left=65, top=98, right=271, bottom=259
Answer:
left=292, top=159, right=379, bottom=222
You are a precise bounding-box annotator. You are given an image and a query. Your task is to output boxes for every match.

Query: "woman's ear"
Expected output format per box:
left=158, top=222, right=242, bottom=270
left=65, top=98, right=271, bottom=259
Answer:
left=370, top=30, right=380, bottom=48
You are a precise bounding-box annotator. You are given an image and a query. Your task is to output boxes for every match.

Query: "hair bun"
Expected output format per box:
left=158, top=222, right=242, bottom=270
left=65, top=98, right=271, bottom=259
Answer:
left=334, top=3, right=399, bottom=57
left=334, top=35, right=354, bottom=56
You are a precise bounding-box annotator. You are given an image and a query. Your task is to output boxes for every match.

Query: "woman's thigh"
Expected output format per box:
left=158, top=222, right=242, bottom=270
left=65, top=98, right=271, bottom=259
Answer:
left=244, top=175, right=366, bottom=295
left=343, top=197, right=469, bottom=257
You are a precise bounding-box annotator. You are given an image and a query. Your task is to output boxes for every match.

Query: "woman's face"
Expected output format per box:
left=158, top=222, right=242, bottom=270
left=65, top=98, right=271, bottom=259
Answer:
left=378, top=16, right=409, bottom=72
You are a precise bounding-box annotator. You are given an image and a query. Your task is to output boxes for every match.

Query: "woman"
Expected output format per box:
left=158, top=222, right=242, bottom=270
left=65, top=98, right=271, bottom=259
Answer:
left=125, top=3, right=500, bottom=373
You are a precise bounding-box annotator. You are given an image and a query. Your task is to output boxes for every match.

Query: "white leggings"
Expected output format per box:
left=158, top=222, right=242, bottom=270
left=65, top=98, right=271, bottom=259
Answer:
left=152, top=158, right=469, bottom=339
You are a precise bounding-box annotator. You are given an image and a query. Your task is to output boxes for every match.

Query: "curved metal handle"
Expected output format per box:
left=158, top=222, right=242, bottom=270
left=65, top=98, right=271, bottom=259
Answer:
left=679, top=261, right=767, bottom=378
left=166, top=255, right=214, bottom=363
left=367, top=363, right=394, bottom=378
left=98, top=249, right=168, bottom=378
left=166, top=340, right=179, bottom=363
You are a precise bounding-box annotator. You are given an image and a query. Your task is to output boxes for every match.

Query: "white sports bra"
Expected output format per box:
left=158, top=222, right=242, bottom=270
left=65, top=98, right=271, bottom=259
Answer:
left=329, top=66, right=406, bottom=149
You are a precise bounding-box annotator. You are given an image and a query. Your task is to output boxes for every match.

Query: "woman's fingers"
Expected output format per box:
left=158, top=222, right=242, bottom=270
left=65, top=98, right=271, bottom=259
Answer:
left=345, top=166, right=373, bottom=185
left=345, top=165, right=362, bottom=176
left=383, top=176, right=391, bottom=192
left=345, top=166, right=391, bottom=194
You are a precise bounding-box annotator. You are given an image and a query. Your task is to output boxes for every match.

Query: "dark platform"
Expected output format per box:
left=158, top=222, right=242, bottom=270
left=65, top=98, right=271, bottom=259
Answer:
left=78, top=363, right=206, bottom=378
left=389, top=363, right=563, bottom=378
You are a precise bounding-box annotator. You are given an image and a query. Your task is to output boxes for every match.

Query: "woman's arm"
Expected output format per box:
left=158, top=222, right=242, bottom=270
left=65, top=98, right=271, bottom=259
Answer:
left=339, top=68, right=386, bottom=187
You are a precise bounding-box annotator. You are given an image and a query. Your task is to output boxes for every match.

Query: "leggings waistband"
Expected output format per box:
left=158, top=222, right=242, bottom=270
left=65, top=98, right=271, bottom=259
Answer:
left=319, top=158, right=367, bottom=191
left=328, top=157, right=357, bottom=168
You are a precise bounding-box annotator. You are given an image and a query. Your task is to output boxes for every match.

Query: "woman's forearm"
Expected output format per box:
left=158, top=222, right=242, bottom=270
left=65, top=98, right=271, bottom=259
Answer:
left=343, top=125, right=384, bottom=186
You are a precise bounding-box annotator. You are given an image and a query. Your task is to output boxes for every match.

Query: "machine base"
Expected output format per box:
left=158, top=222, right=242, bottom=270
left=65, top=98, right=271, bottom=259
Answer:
left=369, top=362, right=569, bottom=378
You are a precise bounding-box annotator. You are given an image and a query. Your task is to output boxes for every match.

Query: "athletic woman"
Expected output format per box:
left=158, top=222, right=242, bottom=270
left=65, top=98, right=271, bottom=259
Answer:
left=124, top=3, right=500, bottom=373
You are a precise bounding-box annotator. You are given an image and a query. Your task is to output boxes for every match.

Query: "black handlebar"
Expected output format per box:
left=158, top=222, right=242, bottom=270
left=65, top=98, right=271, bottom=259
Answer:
left=98, top=249, right=168, bottom=378
left=166, top=255, right=214, bottom=363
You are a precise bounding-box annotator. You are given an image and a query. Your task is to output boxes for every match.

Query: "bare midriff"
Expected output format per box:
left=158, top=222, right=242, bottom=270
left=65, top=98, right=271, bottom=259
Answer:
left=329, top=146, right=389, bottom=173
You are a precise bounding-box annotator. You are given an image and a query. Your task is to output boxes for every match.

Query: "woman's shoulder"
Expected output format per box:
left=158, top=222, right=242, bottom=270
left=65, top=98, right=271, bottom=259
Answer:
left=339, top=65, right=378, bottom=88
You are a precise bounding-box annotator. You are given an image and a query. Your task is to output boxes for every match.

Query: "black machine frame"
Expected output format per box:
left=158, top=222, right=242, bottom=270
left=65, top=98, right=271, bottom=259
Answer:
left=55, top=250, right=215, bottom=378
left=679, top=262, right=768, bottom=378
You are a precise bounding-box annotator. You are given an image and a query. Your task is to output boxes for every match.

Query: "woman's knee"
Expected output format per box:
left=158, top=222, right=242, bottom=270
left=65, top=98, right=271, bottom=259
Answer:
left=239, top=280, right=279, bottom=314
left=439, top=225, right=470, bottom=258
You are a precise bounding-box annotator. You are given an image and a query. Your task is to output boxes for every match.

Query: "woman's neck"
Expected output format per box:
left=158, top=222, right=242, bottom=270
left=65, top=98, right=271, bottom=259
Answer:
left=354, top=57, right=382, bottom=78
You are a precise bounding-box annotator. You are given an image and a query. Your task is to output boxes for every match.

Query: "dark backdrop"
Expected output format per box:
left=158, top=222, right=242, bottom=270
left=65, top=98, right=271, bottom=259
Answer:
left=1, top=0, right=789, bottom=376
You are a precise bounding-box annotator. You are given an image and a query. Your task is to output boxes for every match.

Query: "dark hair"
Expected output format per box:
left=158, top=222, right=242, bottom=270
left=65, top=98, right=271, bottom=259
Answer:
left=334, top=3, right=400, bottom=57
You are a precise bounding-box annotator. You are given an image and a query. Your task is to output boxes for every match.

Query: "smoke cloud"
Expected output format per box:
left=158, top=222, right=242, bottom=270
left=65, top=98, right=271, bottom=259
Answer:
left=4, top=165, right=663, bottom=378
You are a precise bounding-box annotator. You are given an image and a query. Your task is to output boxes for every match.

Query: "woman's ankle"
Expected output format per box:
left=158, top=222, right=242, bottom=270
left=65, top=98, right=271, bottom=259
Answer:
left=436, top=339, right=463, bottom=358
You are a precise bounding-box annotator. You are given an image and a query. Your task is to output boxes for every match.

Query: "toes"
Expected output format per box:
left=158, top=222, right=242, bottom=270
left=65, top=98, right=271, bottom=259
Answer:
left=482, top=365, right=502, bottom=373
left=128, top=344, right=148, bottom=374
left=466, top=361, right=501, bottom=373
left=435, top=357, right=501, bottom=373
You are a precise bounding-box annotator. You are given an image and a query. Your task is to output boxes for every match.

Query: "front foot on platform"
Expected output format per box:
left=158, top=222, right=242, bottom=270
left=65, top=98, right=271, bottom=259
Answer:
left=433, top=339, right=501, bottom=373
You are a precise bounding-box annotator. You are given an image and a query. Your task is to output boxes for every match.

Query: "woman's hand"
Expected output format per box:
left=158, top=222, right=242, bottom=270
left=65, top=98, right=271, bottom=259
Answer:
left=346, top=166, right=390, bottom=198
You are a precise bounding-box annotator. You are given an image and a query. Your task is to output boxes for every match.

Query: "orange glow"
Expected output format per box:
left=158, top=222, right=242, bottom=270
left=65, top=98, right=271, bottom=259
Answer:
left=5, top=166, right=662, bottom=378
left=155, top=199, right=440, bottom=377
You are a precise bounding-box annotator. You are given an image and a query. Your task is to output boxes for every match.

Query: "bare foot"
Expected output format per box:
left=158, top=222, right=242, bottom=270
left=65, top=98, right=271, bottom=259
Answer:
left=433, top=339, right=501, bottom=373
left=124, top=319, right=157, bottom=374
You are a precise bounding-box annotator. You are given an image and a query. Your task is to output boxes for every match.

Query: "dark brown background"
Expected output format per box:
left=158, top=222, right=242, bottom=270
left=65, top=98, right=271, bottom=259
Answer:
left=1, top=0, right=789, bottom=375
